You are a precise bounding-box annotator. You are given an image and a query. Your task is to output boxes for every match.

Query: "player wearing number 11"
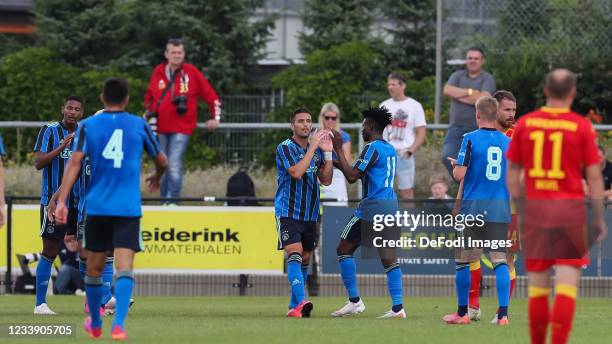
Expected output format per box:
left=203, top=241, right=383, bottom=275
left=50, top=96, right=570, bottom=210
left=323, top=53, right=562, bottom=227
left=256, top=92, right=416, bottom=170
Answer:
left=54, top=77, right=168, bottom=340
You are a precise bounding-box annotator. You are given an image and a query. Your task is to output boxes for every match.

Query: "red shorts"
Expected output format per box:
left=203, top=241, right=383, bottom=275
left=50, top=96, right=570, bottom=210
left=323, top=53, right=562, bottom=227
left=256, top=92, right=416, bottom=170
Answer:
left=525, top=257, right=590, bottom=272
left=522, top=200, right=590, bottom=261
left=507, top=213, right=520, bottom=253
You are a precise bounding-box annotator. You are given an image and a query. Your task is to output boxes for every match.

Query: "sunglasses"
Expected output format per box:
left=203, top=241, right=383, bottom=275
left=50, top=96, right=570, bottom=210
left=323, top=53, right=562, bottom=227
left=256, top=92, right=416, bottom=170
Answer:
left=324, top=116, right=337, bottom=121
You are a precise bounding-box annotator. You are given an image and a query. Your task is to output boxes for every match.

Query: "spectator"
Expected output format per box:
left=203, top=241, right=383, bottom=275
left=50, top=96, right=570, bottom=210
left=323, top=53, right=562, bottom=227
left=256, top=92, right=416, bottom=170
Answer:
left=429, top=173, right=451, bottom=200
left=381, top=72, right=427, bottom=199
left=442, top=47, right=496, bottom=176
left=318, top=103, right=351, bottom=206
left=599, top=145, right=612, bottom=201
left=54, top=239, right=83, bottom=295
left=144, top=38, right=221, bottom=204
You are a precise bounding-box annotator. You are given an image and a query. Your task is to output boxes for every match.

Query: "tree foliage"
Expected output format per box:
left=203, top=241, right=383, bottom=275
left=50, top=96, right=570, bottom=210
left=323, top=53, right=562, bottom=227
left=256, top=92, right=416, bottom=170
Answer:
left=298, top=0, right=380, bottom=56
left=33, top=0, right=276, bottom=93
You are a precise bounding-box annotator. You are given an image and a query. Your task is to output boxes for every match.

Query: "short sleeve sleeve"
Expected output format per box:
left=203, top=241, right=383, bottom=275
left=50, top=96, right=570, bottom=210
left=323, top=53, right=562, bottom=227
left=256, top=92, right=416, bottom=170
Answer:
left=34, top=125, right=51, bottom=152
left=456, top=135, right=472, bottom=167
left=482, top=73, right=496, bottom=94
left=506, top=119, right=525, bottom=165
left=413, top=102, right=427, bottom=127
left=341, top=130, right=351, bottom=144
left=446, top=71, right=461, bottom=86
left=143, top=121, right=161, bottom=158
left=0, top=134, right=5, bottom=156
left=276, top=144, right=297, bottom=171
left=353, top=143, right=379, bottom=173
left=73, top=124, right=88, bottom=154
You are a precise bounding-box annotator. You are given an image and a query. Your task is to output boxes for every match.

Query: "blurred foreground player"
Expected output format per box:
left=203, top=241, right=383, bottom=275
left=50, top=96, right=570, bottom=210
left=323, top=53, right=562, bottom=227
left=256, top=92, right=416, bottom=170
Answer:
left=507, top=69, right=606, bottom=344
left=55, top=77, right=167, bottom=339
left=330, top=107, right=404, bottom=318
left=275, top=108, right=333, bottom=318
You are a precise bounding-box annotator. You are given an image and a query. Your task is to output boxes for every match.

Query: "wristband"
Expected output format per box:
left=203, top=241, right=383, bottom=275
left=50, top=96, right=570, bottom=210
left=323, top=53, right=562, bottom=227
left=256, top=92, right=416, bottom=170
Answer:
left=468, top=88, right=473, bottom=96
left=324, top=151, right=333, bottom=161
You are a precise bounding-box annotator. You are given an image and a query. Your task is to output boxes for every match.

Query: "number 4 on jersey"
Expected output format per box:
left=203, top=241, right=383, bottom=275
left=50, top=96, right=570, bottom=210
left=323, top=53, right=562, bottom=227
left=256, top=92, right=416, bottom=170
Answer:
left=102, top=129, right=124, bottom=168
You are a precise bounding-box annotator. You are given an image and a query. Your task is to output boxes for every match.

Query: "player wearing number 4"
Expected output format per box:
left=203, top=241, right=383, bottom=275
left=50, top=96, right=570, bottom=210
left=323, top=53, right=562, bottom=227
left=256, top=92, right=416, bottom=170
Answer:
left=55, top=77, right=168, bottom=340
left=444, top=96, right=511, bottom=325
left=330, top=107, right=405, bottom=319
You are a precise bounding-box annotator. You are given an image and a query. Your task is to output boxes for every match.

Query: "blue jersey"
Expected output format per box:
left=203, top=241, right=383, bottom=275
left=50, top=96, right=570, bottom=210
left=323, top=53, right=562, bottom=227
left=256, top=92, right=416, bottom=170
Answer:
left=275, top=138, right=324, bottom=222
left=73, top=111, right=161, bottom=217
left=457, top=128, right=511, bottom=223
left=34, top=122, right=79, bottom=207
left=76, top=156, right=91, bottom=223
left=354, top=140, right=398, bottom=220
left=0, top=134, right=5, bottom=156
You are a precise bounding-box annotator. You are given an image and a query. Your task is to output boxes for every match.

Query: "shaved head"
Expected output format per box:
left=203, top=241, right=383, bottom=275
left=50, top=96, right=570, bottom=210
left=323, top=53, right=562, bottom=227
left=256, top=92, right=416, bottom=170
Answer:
left=544, top=68, right=576, bottom=100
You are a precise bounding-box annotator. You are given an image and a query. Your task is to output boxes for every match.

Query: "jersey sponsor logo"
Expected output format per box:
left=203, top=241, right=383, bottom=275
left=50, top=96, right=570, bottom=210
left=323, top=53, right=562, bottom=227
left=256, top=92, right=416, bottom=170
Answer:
left=525, top=118, right=578, bottom=132
left=59, top=148, right=72, bottom=159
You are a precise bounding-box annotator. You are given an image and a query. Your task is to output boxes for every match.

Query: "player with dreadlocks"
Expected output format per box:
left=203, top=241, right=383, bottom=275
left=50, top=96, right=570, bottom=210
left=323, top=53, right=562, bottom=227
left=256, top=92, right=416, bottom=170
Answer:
left=329, top=107, right=405, bottom=318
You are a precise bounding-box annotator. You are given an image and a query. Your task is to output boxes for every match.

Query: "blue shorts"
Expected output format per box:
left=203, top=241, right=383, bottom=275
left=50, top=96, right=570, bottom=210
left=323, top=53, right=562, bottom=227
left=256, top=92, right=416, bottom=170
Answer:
left=83, top=215, right=142, bottom=253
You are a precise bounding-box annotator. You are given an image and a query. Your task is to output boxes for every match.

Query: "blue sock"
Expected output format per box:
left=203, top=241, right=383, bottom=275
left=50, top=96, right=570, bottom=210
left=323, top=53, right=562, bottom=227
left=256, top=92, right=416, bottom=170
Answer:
left=339, top=255, right=360, bottom=302
left=101, top=257, right=114, bottom=305
left=112, top=271, right=134, bottom=331
left=289, top=264, right=309, bottom=309
left=494, top=262, right=510, bottom=319
left=301, top=264, right=309, bottom=285
left=385, top=263, right=403, bottom=312
left=78, top=259, right=87, bottom=280
left=287, top=253, right=305, bottom=305
left=84, top=276, right=104, bottom=329
left=35, top=255, right=54, bottom=306
left=456, top=262, right=470, bottom=316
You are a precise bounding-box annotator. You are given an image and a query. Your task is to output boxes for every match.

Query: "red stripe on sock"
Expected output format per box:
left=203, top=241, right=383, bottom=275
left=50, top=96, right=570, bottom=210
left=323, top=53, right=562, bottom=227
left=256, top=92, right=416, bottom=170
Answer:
left=510, top=277, right=516, bottom=297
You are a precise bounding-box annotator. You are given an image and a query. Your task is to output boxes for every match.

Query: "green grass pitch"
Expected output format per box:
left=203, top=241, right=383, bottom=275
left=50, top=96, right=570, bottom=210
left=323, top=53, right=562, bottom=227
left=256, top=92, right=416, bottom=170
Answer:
left=0, top=295, right=610, bottom=343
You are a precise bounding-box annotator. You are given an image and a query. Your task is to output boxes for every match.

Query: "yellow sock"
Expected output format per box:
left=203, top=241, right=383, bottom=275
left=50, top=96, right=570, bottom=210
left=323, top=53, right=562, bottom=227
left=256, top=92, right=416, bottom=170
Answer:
left=469, top=260, right=480, bottom=271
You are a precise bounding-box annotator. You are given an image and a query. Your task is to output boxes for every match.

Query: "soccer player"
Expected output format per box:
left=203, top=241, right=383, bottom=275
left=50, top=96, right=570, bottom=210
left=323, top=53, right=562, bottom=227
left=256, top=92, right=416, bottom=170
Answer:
left=33, top=96, right=83, bottom=315
left=443, top=96, right=511, bottom=325
left=507, top=69, right=606, bottom=344
left=275, top=107, right=333, bottom=318
left=330, top=107, right=405, bottom=319
left=47, top=109, right=116, bottom=317
left=493, top=90, right=518, bottom=319
left=55, top=77, right=167, bottom=339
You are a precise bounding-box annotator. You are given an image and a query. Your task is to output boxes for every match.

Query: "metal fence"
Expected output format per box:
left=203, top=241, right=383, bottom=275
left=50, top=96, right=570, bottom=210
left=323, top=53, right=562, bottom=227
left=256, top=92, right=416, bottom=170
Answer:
left=441, top=0, right=612, bottom=60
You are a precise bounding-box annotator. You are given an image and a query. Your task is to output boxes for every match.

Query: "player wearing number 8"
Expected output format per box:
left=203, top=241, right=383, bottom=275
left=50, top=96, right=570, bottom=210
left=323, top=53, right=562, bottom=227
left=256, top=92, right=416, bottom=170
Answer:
left=443, top=96, right=511, bottom=325
left=54, top=77, right=168, bottom=339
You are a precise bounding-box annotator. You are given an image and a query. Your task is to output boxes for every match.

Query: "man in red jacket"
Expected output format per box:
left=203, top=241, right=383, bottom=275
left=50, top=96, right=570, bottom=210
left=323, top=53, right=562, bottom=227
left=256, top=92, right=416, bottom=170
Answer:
left=145, top=38, right=221, bottom=204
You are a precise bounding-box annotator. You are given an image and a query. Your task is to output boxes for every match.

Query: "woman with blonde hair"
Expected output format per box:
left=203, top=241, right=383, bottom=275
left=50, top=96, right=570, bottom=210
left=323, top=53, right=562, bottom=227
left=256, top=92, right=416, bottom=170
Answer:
left=318, top=102, right=351, bottom=206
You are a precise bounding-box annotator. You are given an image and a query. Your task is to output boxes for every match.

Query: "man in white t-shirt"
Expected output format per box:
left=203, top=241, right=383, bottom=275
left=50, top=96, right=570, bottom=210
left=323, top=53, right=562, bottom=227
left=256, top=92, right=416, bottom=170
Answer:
left=381, top=72, right=427, bottom=199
